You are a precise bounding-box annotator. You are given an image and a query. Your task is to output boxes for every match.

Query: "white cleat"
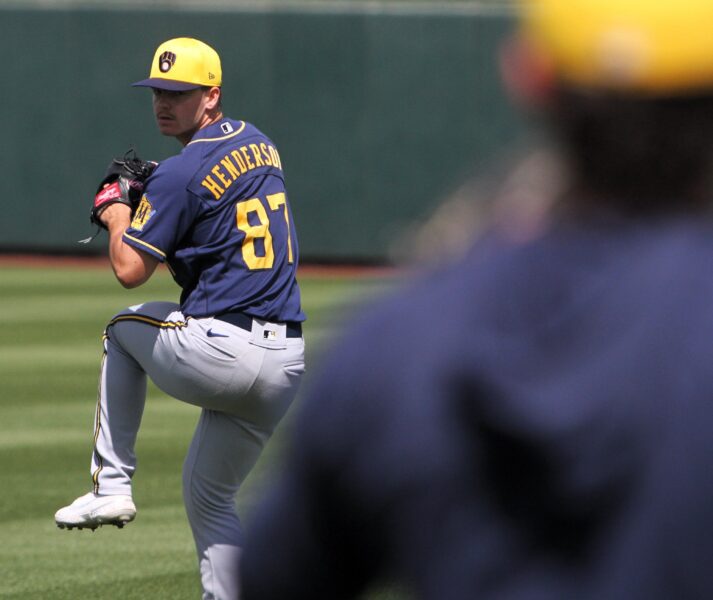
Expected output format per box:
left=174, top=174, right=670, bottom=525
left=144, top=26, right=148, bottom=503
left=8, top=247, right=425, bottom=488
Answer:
left=55, top=492, right=136, bottom=531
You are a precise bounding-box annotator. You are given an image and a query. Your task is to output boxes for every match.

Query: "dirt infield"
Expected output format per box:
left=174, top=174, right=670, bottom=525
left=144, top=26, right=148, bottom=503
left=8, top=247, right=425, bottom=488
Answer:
left=0, top=253, right=398, bottom=278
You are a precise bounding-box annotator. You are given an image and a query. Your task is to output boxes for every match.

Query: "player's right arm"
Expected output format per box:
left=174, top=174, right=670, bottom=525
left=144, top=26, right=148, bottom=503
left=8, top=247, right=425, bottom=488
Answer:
left=101, top=203, right=159, bottom=288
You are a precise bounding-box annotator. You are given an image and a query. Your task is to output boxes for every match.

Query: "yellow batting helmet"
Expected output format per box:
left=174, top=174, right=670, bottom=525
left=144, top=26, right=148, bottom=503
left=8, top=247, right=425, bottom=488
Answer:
left=521, top=0, right=713, bottom=94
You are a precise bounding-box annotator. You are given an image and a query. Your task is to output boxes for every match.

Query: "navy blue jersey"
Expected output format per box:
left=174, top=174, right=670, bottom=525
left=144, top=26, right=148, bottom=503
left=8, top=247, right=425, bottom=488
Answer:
left=123, top=118, right=304, bottom=321
left=242, top=216, right=713, bottom=599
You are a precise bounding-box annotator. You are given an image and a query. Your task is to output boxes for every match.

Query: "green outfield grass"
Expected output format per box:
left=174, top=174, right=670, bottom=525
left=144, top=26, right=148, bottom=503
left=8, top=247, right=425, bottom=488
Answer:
left=0, top=262, right=397, bottom=599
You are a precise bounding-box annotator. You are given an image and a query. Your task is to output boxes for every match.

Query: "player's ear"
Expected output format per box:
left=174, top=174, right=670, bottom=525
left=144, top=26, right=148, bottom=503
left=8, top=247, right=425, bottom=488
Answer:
left=499, top=34, right=557, bottom=111
left=205, top=86, right=222, bottom=111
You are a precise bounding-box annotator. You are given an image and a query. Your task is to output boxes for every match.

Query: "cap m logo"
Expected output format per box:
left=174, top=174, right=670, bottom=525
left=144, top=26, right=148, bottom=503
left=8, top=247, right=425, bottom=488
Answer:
left=158, top=51, right=177, bottom=73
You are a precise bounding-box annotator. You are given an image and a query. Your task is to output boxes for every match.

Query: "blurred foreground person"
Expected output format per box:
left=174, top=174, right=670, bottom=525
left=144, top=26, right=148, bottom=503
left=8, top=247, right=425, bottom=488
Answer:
left=241, top=1, right=713, bottom=598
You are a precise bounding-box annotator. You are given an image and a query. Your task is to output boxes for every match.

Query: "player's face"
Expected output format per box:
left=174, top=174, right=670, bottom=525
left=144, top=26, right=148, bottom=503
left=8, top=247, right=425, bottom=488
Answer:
left=151, top=87, right=215, bottom=146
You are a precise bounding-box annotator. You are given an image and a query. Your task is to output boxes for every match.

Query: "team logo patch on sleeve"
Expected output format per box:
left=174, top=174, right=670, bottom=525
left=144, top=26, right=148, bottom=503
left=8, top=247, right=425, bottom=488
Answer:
left=131, top=195, right=156, bottom=231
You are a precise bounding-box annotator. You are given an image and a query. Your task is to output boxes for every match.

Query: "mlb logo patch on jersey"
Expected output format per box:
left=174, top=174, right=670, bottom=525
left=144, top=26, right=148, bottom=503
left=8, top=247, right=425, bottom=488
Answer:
left=221, top=122, right=234, bottom=134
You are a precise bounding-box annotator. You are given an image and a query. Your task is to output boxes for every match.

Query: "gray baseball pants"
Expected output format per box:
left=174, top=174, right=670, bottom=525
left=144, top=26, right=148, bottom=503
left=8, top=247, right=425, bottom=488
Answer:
left=90, top=301, right=305, bottom=600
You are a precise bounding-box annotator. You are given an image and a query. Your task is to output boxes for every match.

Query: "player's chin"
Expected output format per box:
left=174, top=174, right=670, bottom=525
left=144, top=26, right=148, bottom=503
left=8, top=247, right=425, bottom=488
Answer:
left=155, top=118, right=176, bottom=134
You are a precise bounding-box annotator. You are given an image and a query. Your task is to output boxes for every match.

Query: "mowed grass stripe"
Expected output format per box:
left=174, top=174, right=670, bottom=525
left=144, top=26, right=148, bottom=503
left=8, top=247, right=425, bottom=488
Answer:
left=0, top=343, right=102, bottom=368
left=0, top=395, right=199, bottom=449
left=0, top=295, right=165, bottom=322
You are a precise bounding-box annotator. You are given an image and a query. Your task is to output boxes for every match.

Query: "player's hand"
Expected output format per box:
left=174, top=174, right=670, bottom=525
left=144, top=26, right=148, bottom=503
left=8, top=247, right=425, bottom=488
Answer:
left=99, top=201, right=133, bottom=230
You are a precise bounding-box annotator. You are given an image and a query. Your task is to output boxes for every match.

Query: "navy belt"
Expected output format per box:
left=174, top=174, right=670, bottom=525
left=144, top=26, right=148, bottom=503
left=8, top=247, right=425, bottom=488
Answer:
left=214, top=311, right=302, bottom=338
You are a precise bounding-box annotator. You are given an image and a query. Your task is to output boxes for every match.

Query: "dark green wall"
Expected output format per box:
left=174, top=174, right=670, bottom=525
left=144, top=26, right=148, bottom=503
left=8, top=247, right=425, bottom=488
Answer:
left=0, top=6, right=520, bottom=261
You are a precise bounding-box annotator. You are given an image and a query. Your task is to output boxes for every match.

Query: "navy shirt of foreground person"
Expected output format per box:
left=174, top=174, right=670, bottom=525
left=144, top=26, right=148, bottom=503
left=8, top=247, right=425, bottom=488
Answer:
left=242, top=218, right=713, bottom=599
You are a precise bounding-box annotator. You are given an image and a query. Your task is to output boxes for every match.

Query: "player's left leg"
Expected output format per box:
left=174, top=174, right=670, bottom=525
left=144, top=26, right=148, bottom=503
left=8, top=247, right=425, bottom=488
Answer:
left=55, top=301, right=180, bottom=530
left=90, top=301, right=185, bottom=496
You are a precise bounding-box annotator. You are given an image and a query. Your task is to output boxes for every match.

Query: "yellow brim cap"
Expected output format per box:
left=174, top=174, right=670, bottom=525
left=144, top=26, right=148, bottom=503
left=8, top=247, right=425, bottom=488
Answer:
left=132, top=37, right=222, bottom=90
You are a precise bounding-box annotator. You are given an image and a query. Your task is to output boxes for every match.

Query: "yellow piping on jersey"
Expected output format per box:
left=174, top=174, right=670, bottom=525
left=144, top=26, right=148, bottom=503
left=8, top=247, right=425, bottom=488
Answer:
left=187, top=121, right=246, bottom=145
left=123, top=233, right=166, bottom=259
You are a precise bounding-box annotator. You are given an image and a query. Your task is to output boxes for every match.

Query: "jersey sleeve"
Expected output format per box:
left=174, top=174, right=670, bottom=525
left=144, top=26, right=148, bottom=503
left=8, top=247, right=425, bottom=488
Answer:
left=122, top=161, right=199, bottom=261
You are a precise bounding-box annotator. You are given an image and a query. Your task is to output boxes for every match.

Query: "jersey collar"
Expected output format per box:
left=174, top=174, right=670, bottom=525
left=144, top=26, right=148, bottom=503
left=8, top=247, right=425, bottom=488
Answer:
left=188, top=119, right=246, bottom=146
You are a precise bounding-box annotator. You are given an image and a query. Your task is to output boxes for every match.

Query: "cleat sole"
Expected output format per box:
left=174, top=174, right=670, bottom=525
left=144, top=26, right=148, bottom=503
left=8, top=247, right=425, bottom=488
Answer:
left=56, top=517, right=131, bottom=531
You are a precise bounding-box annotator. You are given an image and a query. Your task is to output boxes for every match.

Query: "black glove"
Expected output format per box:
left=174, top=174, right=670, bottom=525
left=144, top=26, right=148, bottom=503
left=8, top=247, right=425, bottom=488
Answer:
left=90, top=149, right=157, bottom=228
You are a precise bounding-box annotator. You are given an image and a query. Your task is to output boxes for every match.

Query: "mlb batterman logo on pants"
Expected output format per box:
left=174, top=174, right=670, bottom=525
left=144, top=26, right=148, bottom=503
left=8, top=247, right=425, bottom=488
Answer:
left=54, top=37, right=306, bottom=600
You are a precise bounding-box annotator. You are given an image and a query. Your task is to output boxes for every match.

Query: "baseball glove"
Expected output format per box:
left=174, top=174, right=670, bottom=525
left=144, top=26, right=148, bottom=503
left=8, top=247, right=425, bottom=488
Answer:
left=90, top=149, right=157, bottom=229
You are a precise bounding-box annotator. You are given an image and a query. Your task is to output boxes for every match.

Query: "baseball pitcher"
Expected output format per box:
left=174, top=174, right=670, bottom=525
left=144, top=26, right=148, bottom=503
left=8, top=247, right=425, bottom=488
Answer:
left=55, top=37, right=306, bottom=600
